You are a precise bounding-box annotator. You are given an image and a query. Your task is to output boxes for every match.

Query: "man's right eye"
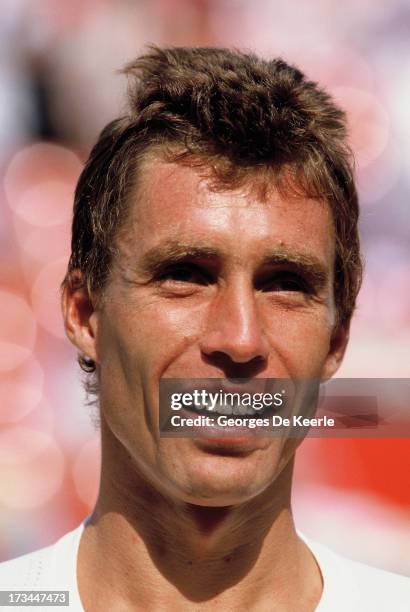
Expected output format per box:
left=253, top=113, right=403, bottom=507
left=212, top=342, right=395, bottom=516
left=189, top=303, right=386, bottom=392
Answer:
left=156, top=263, right=212, bottom=285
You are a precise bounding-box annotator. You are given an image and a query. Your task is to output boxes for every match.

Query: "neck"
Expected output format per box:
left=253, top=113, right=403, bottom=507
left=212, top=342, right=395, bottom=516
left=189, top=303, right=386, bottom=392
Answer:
left=77, top=424, right=322, bottom=611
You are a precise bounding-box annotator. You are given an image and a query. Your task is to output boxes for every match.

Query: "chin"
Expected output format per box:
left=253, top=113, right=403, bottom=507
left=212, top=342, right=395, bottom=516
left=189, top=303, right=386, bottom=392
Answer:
left=160, top=450, right=280, bottom=508
left=177, top=481, right=266, bottom=508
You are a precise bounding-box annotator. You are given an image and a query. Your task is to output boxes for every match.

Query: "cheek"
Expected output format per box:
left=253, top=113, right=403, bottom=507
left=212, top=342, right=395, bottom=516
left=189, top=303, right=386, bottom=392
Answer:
left=100, top=298, right=205, bottom=384
left=263, top=308, right=333, bottom=377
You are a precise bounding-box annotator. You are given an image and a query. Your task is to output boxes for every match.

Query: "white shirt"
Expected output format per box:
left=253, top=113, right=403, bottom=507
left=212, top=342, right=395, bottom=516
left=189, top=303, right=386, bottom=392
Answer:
left=0, top=523, right=409, bottom=611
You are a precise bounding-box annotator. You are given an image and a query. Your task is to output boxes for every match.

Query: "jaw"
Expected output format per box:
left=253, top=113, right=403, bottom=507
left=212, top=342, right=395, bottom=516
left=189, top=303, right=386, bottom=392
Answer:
left=149, top=435, right=295, bottom=507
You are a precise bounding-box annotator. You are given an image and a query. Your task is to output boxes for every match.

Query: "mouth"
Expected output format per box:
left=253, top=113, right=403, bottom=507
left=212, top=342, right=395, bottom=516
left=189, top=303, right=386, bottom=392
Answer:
left=186, top=402, right=273, bottom=418
left=159, top=404, right=274, bottom=446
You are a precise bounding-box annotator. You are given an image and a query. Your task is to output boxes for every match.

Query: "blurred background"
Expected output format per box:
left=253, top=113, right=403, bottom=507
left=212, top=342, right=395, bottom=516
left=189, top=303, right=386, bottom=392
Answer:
left=0, top=0, right=409, bottom=576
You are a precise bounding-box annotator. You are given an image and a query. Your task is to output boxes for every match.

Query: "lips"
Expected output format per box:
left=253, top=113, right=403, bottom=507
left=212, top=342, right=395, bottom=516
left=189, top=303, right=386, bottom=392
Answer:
left=186, top=401, right=270, bottom=417
left=174, top=407, right=269, bottom=443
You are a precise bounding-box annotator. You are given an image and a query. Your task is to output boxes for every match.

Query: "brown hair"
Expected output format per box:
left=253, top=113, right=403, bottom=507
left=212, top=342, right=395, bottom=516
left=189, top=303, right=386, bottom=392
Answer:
left=63, top=46, right=362, bottom=377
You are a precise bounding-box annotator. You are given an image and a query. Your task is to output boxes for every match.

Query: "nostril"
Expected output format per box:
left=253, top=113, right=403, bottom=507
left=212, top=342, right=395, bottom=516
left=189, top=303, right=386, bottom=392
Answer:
left=201, top=351, right=267, bottom=379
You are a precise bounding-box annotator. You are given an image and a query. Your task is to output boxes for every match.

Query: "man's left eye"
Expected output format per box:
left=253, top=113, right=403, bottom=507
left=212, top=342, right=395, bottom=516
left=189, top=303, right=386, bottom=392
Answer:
left=260, top=273, right=309, bottom=293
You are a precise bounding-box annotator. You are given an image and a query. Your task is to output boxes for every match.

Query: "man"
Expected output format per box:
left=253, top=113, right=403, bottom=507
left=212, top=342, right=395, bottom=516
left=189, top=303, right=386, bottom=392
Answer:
left=0, top=47, right=409, bottom=611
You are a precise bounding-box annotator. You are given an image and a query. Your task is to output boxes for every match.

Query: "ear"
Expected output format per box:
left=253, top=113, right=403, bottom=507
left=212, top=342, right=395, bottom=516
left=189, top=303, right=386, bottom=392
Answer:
left=61, top=272, right=99, bottom=364
left=321, top=320, right=350, bottom=381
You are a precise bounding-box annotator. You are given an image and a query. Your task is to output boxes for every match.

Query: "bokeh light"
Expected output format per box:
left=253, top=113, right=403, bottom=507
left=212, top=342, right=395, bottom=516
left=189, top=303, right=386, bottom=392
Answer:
left=0, top=427, right=64, bottom=509
left=31, top=257, right=68, bottom=339
left=0, top=357, right=44, bottom=424
left=4, top=143, right=82, bottom=207
left=0, top=291, right=36, bottom=372
left=330, top=86, right=390, bottom=169
left=11, top=180, right=73, bottom=227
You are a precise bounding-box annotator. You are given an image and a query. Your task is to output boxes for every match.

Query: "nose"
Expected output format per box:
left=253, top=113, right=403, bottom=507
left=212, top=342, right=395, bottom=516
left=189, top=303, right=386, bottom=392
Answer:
left=200, top=278, right=270, bottom=367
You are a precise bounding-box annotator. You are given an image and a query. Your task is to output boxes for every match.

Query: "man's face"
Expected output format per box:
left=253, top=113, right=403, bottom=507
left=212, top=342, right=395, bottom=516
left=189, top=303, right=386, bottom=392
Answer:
left=69, top=159, right=348, bottom=506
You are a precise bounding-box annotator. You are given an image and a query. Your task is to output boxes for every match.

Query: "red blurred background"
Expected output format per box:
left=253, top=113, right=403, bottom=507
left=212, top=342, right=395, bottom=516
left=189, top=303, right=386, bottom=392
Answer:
left=0, top=0, right=409, bottom=575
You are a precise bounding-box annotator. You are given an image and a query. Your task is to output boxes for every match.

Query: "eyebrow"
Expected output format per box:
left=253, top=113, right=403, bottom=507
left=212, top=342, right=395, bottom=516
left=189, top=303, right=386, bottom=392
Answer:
left=139, top=241, right=220, bottom=274
left=139, top=240, right=330, bottom=287
left=259, top=250, right=329, bottom=287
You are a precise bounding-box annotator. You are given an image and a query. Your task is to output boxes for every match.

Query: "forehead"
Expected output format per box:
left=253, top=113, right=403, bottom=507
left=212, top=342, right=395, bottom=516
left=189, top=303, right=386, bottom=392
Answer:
left=120, top=158, right=335, bottom=267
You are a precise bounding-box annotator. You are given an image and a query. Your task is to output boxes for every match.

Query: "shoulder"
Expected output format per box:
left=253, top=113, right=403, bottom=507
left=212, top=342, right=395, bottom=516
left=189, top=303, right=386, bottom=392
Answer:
left=303, top=535, right=410, bottom=612
left=345, top=556, right=410, bottom=607
left=0, top=524, right=83, bottom=591
left=0, top=543, right=53, bottom=591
